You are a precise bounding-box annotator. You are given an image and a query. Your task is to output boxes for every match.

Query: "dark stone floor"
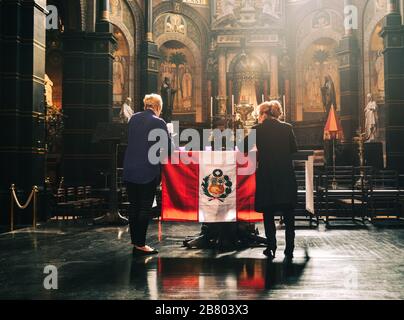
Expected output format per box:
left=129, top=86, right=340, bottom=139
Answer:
left=0, top=220, right=403, bottom=300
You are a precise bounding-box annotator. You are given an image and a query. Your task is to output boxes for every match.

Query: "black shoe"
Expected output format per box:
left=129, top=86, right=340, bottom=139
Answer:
left=284, top=253, right=294, bottom=263
left=263, top=248, right=276, bottom=260
left=133, top=247, right=159, bottom=256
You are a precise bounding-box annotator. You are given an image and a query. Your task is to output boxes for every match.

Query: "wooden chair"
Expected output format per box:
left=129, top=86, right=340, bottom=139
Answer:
left=369, top=170, right=402, bottom=222
left=321, top=166, right=366, bottom=227
left=55, top=187, right=74, bottom=220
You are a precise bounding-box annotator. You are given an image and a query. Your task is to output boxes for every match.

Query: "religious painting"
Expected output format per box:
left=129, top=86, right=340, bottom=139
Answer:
left=112, top=26, right=130, bottom=111
left=159, top=41, right=195, bottom=113
left=369, top=21, right=385, bottom=101
left=110, top=0, right=122, bottom=19
left=301, top=39, right=340, bottom=118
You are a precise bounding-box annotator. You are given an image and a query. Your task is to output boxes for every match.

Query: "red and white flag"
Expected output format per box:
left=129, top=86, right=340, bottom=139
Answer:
left=162, top=151, right=263, bottom=223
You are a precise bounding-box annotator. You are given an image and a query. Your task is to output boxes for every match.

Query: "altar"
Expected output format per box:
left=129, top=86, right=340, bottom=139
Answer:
left=161, top=151, right=315, bottom=223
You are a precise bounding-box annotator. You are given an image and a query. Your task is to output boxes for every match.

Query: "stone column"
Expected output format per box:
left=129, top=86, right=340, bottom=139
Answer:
left=140, top=0, right=160, bottom=107
left=381, top=3, right=404, bottom=172
left=217, top=49, right=227, bottom=116
left=344, top=0, right=354, bottom=36
left=336, top=1, right=360, bottom=142
left=96, top=0, right=111, bottom=32
left=387, top=0, right=399, bottom=13
left=0, top=0, right=47, bottom=225
left=270, top=53, right=279, bottom=99
left=62, top=0, right=116, bottom=186
left=99, top=0, right=110, bottom=21
left=145, top=0, right=153, bottom=42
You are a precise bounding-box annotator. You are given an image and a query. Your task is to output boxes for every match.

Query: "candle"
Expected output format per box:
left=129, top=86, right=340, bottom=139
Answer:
left=210, top=97, right=213, bottom=119
left=262, top=94, right=265, bottom=103
left=283, top=95, right=286, bottom=121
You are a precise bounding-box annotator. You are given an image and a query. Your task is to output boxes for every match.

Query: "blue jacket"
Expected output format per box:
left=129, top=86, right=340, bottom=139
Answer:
left=123, top=109, right=172, bottom=184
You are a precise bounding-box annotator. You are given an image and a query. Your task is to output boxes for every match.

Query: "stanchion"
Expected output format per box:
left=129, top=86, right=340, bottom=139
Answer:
left=10, top=184, right=38, bottom=232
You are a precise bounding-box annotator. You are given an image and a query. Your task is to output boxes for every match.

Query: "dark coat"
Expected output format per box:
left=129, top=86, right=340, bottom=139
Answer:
left=247, top=119, right=298, bottom=212
left=123, top=109, right=172, bottom=184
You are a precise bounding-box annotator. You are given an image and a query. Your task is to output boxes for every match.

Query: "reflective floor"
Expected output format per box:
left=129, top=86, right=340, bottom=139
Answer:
left=0, top=221, right=403, bottom=300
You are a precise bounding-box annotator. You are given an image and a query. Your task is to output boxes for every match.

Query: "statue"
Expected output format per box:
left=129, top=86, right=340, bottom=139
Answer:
left=364, top=93, right=379, bottom=142
left=161, top=77, right=177, bottom=123
left=120, top=97, right=134, bottom=123
left=44, top=74, right=54, bottom=107
left=321, top=75, right=337, bottom=115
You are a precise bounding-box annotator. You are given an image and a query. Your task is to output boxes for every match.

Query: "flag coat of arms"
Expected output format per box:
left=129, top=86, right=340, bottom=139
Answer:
left=162, top=151, right=263, bottom=223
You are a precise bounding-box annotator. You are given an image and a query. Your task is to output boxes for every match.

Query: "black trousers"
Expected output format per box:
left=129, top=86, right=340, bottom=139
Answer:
left=263, top=207, right=295, bottom=255
left=126, top=180, right=157, bottom=246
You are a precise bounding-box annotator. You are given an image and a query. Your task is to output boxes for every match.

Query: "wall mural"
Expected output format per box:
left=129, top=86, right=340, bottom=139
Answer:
left=370, top=21, right=385, bottom=101
left=112, top=26, right=130, bottom=108
left=302, top=38, right=340, bottom=118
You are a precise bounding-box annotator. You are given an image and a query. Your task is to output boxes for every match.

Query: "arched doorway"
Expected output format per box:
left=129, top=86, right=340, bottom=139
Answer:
left=155, top=34, right=203, bottom=123
left=109, top=0, right=138, bottom=120
left=153, top=4, right=208, bottom=123
left=293, top=8, right=343, bottom=122
left=228, top=52, right=269, bottom=114
left=159, top=40, right=196, bottom=119
left=298, top=38, right=340, bottom=121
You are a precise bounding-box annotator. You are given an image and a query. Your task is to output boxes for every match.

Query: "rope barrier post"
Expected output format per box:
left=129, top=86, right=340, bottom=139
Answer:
left=33, top=186, right=38, bottom=229
left=10, top=184, right=38, bottom=231
left=10, top=184, right=15, bottom=232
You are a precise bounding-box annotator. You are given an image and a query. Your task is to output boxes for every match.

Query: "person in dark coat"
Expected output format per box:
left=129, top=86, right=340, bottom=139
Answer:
left=123, top=93, right=173, bottom=255
left=243, top=100, right=298, bottom=260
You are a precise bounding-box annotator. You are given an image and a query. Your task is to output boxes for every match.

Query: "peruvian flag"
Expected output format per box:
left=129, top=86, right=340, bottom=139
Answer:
left=162, top=151, right=263, bottom=223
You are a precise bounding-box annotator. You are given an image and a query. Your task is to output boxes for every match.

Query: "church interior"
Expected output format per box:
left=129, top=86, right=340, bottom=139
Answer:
left=0, top=0, right=404, bottom=300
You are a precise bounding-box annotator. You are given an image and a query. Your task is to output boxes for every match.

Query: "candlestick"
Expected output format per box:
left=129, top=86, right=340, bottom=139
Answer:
left=210, top=97, right=213, bottom=118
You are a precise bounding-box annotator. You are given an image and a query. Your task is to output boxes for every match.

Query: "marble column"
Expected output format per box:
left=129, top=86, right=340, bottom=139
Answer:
left=270, top=54, right=279, bottom=99
left=217, top=49, right=227, bottom=116
left=381, top=2, right=404, bottom=172
left=0, top=0, right=47, bottom=225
